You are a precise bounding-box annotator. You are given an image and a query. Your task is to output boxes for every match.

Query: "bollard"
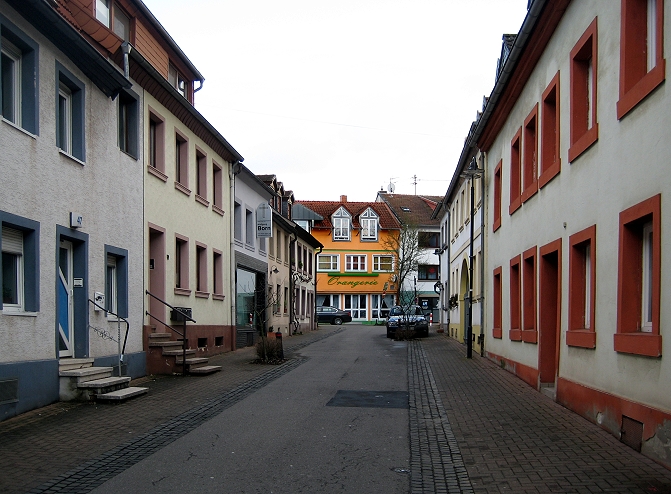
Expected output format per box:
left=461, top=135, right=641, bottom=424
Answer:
left=275, top=331, right=284, bottom=360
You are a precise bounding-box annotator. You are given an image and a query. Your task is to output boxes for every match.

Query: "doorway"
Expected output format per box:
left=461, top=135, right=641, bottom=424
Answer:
left=539, top=239, right=562, bottom=386
left=58, top=240, right=74, bottom=357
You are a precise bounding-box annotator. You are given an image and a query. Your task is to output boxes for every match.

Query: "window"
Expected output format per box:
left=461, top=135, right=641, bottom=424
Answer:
left=195, top=243, right=208, bottom=296
left=174, top=234, right=189, bottom=294
left=234, top=201, right=242, bottom=243
left=509, top=255, right=521, bottom=341
left=274, top=284, right=281, bottom=314
left=118, top=90, right=138, bottom=158
left=345, top=255, right=366, bottom=272
left=113, top=6, right=130, bottom=41
left=618, top=0, right=665, bottom=119
left=373, top=255, right=393, bottom=272
left=174, top=131, right=189, bottom=193
left=509, top=128, right=522, bottom=215
left=104, top=246, right=128, bottom=318
left=169, top=64, right=187, bottom=99
left=569, top=18, right=598, bottom=163
left=1, top=21, right=38, bottom=134
left=276, top=231, right=282, bottom=262
left=493, top=267, right=502, bottom=338
left=0, top=214, right=39, bottom=313
left=418, top=264, right=439, bottom=281
left=568, top=225, right=596, bottom=348
left=522, top=105, right=538, bottom=203
left=195, top=148, right=208, bottom=206
left=539, top=72, right=561, bottom=188
left=360, top=208, right=378, bottom=241
left=332, top=207, right=351, bottom=241
left=308, top=249, right=313, bottom=274
left=418, top=232, right=440, bottom=248
left=522, top=246, right=537, bottom=343
left=212, top=248, right=224, bottom=300
left=95, top=0, right=110, bottom=27
left=212, top=161, right=224, bottom=215
left=245, top=209, right=253, bottom=247
left=615, top=194, right=661, bottom=357
left=147, top=109, right=166, bottom=179
left=56, top=64, right=85, bottom=161
left=284, top=286, right=288, bottom=313
left=493, top=160, right=502, bottom=232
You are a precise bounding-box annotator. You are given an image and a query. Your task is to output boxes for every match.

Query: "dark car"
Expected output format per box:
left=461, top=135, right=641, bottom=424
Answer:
left=386, top=305, right=429, bottom=338
left=316, top=306, right=352, bottom=325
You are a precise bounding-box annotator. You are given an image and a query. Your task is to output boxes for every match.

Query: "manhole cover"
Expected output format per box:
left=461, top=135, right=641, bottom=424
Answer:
left=326, top=390, right=408, bottom=409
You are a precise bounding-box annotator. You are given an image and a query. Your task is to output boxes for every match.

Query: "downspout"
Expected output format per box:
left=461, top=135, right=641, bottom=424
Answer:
left=121, top=42, right=132, bottom=79
left=446, top=206, right=451, bottom=335
left=479, top=152, right=486, bottom=357
left=289, top=232, right=297, bottom=334
left=314, top=246, right=323, bottom=331
left=230, top=161, right=242, bottom=349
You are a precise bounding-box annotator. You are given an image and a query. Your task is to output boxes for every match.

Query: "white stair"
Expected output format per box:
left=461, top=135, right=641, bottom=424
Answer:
left=59, top=360, right=148, bottom=403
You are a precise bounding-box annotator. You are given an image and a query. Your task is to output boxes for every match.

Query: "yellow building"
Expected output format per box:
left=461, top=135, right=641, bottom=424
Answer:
left=297, top=196, right=401, bottom=322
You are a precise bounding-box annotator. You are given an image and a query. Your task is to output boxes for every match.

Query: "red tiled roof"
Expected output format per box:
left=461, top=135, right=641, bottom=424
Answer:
left=296, top=200, right=401, bottom=230
left=377, top=193, right=442, bottom=227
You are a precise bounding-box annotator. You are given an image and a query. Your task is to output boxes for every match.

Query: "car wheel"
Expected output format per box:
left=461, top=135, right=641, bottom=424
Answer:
left=333, top=317, right=343, bottom=325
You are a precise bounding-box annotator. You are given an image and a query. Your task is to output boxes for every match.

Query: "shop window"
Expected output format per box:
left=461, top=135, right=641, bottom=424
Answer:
left=540, top=72, right=561, bottom=188
left=147, top=108, right=166, bottom=180
left=1, top=18, right=39, bottom=134
left=118, top=89, right=138, bottom=158
left=493, top=266, right=502, bottom=339
left=174, top=130, right=189, bottom=194
left=174, top=234, right=189, bottom=295
left=615, top=194, right=661, bottom=357
left=195, top=148, right=208, bottom=206
left=212, top=161, right=224, bottom=215
left=618, top=0, right=665, bottom=119
left=104, top=245, right=128, bottom=318
left=509, top=255, right=521, bottom=341
left=569, top=18, right=598, bottom=163
left=522, top=247, right=537, bottom=343
left=509, top=128, right=522, bottom=215
left=195, top=243, right=208, bottom=296
left=212, top=249, right=224, bottom=300
left=568, top=225, right=597, bottom=348
left=56, top=63, right=85, bottom=161
left=493, top=160, right=502, bottom=232
left=522, top=105, right=538, bottom=203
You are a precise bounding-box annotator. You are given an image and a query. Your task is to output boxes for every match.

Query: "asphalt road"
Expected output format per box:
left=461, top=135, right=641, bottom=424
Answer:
left=91, top=325, right=410, bottom=493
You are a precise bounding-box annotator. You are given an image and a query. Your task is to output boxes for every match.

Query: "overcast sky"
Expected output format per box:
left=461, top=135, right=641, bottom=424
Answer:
left=142, top=0, right=528, bottom=202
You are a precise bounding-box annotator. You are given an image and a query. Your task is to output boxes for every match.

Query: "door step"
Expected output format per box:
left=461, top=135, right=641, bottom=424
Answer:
left=540, top=385, right=557, bottom=401
left=188, top=365, right=222, bottom=375
left=95, top=386, right=149, bottom=402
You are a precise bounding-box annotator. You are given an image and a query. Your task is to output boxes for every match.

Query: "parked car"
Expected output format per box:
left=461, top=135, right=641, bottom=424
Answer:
left=386, top=305, right=429, bottom=338
left=316, top=306, right=352, bottom=325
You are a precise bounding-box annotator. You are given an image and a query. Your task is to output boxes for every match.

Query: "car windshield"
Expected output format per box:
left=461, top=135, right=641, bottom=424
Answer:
left=389, top=307, right=405, bottom=316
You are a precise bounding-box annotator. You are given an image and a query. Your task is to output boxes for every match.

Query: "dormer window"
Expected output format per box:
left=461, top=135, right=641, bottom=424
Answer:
left=360, top=208, right=379, bottom=241
left=332, top=207, right=351, bottom=241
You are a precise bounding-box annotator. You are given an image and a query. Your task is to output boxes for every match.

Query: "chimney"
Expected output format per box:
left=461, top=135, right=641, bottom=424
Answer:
left=340, top=195, right=347, bottom=202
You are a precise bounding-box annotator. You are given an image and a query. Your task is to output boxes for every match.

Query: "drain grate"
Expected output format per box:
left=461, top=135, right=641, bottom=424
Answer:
left=326, top=390, right=408, bottom=409
left=621, top=415, right=644, bottom=452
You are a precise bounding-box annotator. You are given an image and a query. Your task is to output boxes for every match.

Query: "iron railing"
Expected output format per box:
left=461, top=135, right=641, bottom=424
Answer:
left=88, top=298, right=129, bottom=378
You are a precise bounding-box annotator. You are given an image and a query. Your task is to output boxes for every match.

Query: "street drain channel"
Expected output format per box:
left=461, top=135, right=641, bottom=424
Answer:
left=326, top=390, right=409, bottom=409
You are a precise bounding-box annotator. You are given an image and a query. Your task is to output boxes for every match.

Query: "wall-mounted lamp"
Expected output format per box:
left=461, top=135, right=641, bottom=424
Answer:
left=271, top=265, right=279, bottom=274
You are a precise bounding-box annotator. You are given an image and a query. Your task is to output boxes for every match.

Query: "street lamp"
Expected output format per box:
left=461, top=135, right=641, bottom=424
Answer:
left=460, top=157, right=483, bottom=359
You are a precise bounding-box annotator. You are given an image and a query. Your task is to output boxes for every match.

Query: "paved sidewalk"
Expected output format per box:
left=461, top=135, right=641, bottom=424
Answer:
left=0, top=326, right=344, bottom=494
left=421, top=334, right=671, bottom=494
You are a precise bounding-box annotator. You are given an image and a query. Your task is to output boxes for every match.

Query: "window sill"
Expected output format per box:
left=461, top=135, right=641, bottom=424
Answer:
left=538, top=159, right=561, bottom=189
left=493, top=218, right=501, bottom=232
left=147, top=165, right=168, bottom=182
left=195, top=291, right=210, bottom=299
left=493, top=327, right=503, bottom=339
left=174, top=181, right=191, bottom=196
left=58, top=148, right=85, bottom=166
left=174, top=287, right=191, bottom=296
left=234, top=239, right=243, bottom=247
left=2, top=118, right=37, bottom=139
left=617, top=61, right=666, bottom=120
left=521, top=329, right=538, bottom=343
left=2, top=310, right=38, bottom=317
left=566, top=329, right=596, bottom=348
left=568, top=124, right=598, bottom=163
left=212, top=204, right=225, bottom=216
left=521, top=182, right=538, bottom=203
left=213, top=293, right=225, bottom=301
left=509, top=197, right=521, bottom=215
left=195, top=194, right=210, bottom=207
left=614, top=332, right=662, bottom=357
left=509, top=328, right=522, bottom=341
left=244, top=243, right=255, bottom=252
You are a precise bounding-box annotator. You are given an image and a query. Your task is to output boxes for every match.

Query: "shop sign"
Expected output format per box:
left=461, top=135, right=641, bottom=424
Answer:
left=256, top=203, right=272, bottom=238
left=327, top=276, right=379, bottom=289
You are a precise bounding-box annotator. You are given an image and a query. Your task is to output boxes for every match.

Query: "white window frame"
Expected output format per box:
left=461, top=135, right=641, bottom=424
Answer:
left=57, top=83, right=72, bottom=155
left=96, top=0, right=111, bottom=27
left=360, top=208, right=378, bottom=241
left=106, top=254, right=117, bottom=317
left=1, top=38, right=21, bottom=126
left=373, top=254, right=394, bottom=272
left=317, top=254, right=339, bottom=272
left=332, top=207, right=351, bottom=241
left=641, top=221, right=653, bottom=332
left=345, top=254, right=366, bottom=272
left=1, top=227, right=24, bottom=312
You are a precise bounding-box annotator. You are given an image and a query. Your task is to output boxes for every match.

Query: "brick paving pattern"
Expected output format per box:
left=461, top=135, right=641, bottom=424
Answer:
left=422, top=334, right=671, bottom=494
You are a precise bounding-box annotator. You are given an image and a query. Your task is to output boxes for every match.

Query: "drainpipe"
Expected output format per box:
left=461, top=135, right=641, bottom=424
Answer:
left=314, top=246, right=322, bottom=330
left=446, top=206, right=451, bottom=334
left=479, top=152, right=486, bottom=357
left=289, top=232, right=297, bottom=334
left=230, top=161, right=242, bottom=348
left=121, top=42, right=132, bottom=79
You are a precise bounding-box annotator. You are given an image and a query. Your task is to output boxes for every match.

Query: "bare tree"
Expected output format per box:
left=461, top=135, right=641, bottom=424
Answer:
left=382, top=223, right=423, bottom=307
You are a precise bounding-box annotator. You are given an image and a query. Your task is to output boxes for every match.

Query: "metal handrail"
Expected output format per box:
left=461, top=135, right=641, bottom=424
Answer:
left=145, top=290, right=195, bottom=376
left=88, top=298, right=129, bottom=378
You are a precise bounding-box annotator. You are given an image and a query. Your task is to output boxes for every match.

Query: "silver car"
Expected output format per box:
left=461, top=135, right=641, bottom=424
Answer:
left=386, top=305, right=429, bottom=338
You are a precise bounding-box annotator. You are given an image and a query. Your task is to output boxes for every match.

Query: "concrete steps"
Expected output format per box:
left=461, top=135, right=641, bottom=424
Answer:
left=147, top=332, right=221, bottom=375
left=58, top=359, right=148, bottom=403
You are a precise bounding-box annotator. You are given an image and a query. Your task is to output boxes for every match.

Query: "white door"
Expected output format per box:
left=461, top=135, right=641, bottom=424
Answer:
left=58, top=240, right=74, bottom=357
left=345, top=294, right=367, bottom=320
